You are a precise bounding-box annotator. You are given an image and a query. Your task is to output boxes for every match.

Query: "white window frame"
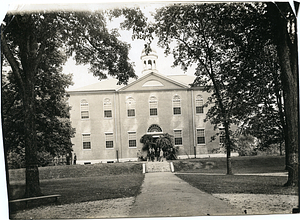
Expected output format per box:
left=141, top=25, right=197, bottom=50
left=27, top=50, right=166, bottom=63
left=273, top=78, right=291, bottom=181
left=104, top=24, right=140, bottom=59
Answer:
left=219, top=128, right=225, bottom=145
left=103, top=98, right=112, bottom=119
left=128, top=131, right=137, bottom=148
left=126, top=97, right=136, bottom=118
left=105, top=132, right=114, bottom=149
left=82, top=133, right=91, bottom=150
left=196, top=128, right=206, bottom=145
left=149, top=95, right=158, bottom=116
left=172, top=95, right=181, bottom=115
left=196, top=95, right=204, bottom=114
left=174, top=130, right=183, bottom=146
left=80, top=99, right=89, bottom=120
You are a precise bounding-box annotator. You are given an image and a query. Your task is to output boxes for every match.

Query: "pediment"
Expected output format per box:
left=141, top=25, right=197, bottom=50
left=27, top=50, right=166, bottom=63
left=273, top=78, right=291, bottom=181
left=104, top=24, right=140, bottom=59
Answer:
left=118, top=72, right=189, bottom=92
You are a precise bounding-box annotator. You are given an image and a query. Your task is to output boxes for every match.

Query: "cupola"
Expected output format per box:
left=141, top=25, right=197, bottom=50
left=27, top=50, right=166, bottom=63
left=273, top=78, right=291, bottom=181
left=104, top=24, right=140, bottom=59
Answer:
left=141, top=46, right=158, bottom=74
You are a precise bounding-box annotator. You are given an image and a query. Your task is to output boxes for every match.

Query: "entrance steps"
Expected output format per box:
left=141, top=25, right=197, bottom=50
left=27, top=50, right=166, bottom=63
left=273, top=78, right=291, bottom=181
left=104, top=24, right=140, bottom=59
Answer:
left=146, top=161, right=171, bottom=173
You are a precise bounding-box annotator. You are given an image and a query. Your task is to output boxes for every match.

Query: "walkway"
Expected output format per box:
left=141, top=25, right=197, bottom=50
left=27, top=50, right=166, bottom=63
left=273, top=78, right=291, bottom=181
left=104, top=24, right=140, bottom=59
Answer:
left=129, top=172, right=242, bottom=217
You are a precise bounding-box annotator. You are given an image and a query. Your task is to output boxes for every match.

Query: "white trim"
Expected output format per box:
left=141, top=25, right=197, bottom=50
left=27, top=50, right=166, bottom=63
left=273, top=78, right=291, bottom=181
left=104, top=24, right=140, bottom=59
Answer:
left=82, top=133, right=91, bottom=150
left=174, top=129, right=183, bottom=146
left=80, top=99, right=89, bottom=120
left=172, top=94, right=182, bottom=116
left=196, top=128, right=206, bottom=145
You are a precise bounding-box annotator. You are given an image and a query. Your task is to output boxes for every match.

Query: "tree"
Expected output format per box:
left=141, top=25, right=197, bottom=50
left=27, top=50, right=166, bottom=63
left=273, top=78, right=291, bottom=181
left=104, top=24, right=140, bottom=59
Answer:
left=140, top=133, right=178, bottom=160
left=152, top=3, right=273, bottom=174
left=156, top=133, right=178, bottom=160
left=1, top=11, right=136, bottom=197
left=265, top=2, right=298, bottom=186
left=2, top=51, right=75, bottom=168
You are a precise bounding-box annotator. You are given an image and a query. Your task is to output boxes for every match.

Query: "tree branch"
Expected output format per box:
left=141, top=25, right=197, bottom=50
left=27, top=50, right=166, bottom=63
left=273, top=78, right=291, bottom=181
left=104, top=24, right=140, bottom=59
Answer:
left=1, top=31, right=25, bottom=93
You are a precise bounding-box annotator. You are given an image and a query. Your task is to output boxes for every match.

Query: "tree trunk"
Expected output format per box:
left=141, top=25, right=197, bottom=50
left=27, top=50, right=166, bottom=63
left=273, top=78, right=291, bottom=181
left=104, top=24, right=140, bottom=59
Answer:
left=224, top=122, right=233, bottom=175
left=268, top=2, right=299, bottom=186
left=23, top=88, right=42, bottom=197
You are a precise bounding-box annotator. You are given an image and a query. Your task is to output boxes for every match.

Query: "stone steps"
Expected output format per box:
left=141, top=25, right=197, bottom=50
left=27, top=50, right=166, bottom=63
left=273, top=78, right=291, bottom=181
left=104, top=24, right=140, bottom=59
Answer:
left=146, top=161, right=171, bottom=173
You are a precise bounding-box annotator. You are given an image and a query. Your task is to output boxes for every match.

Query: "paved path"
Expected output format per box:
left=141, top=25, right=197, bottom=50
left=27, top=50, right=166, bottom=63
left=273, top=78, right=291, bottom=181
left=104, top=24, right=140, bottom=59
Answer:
left=129, top=172, right=242, bottom=217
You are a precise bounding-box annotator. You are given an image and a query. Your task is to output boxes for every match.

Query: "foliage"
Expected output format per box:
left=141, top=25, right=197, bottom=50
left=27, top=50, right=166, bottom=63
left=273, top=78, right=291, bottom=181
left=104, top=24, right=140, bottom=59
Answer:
left=139, top=134, right=155, bottom=152
left=234, top=135, right=257, bottom=156
left=265, top=2, right=298, bottom=186
left=1, top=10, right=137, bottom=197
left=156, top=133, right=178, bottom=160
left=151, top=2, right=276, bottom=174
left=140, top=133, right=178, bottom=160
left=2, top=46, right=75, bottom=168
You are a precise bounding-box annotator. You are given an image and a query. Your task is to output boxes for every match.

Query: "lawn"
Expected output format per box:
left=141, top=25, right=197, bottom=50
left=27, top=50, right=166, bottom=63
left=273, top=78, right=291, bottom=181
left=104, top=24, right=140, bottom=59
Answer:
left=8, top=163, right=144, bottom=212
left=174, top=156, right=297, bottom=196
left=173, top=155, right=286, bottom=174
left=176, top=174, right=297, bottom=195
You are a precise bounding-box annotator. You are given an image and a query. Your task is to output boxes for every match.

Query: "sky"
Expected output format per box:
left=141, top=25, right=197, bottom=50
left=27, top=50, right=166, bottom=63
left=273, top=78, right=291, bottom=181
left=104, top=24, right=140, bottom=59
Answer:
left=61, top=3, right=197, bottom=90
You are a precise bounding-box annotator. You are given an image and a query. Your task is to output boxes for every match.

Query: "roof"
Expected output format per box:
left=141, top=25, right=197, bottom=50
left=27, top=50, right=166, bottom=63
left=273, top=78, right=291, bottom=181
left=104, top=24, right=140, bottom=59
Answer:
left=68, top=73, right=197, bottom=93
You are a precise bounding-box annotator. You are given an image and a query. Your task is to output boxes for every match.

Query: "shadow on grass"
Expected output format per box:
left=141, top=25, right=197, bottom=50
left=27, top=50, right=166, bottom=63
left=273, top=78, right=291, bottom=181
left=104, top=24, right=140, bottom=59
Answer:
left=173, top=155, right=286, bottom=174
left=176, top=174, right=297, bottom=195
left=9, top=173, right=144, bottom=213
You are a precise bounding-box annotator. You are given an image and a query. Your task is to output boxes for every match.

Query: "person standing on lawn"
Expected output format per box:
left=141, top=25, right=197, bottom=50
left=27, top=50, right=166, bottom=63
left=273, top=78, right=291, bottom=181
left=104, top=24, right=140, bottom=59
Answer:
left=73, top=153, right=77, bottom=165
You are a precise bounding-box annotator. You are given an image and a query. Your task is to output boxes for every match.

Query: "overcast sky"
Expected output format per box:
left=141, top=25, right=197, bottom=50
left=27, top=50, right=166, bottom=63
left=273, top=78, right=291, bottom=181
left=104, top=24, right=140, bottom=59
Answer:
left=61, top=3, right=196, bottom=90
left=1, top=1, right=196, bottom=90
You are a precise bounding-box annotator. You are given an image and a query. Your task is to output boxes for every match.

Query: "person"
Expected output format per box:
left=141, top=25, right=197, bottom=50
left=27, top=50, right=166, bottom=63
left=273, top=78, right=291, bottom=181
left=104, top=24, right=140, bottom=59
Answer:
left=73, top=153, right=77, bottom=165
left=159, top=148, right=164, bottom=162
left=137, top=150, right=141, bottom=161
left=150, top=147, right=155, bottom=162
left=155, top=148, right=160, bottom=162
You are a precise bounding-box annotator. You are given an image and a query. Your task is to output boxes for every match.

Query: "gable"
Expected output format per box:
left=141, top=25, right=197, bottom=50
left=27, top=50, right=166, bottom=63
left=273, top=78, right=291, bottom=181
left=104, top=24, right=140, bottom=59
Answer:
left=118, top=72, right=189, bottom=92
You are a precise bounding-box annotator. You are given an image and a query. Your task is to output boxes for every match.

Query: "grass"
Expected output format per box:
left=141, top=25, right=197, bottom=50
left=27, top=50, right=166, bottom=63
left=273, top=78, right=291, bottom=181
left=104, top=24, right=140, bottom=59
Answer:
left=173, top=155, right=286, bottom=174
left=176, top=174, right=297, bottom=195
left=9, top=163, right=144, bottom=212
left=174, top=156, right=297, bottom=196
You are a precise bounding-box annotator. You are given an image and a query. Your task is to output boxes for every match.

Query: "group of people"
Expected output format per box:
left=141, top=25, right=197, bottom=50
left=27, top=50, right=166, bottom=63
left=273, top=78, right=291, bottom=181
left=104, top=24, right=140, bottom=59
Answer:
left=147, top=147, right=164, bottom=162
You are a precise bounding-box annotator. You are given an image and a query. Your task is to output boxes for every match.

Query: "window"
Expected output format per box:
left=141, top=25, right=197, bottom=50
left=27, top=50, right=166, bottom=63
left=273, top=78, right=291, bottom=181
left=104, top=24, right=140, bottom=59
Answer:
left=173, top=95, right=181, bottom=115
left=105, top=133, right=114, bottom=149
left=126, top=97, right=136, bottom=117
left=197, top=129, right=205, bottom=144
left=82, top=134, right=91, bottom=149
left=219, top=128, right=225, bottom=145
left=128, top=132, right=137, bottom=148
left=174, top=130, right=183, bottom=145
left=80, top=99, right=89, bottom=119
left=196, top=95, right=204, bottom=114
left=149, top=96, right=158, bottom=116
left=104, top=98, right=112, bottom=118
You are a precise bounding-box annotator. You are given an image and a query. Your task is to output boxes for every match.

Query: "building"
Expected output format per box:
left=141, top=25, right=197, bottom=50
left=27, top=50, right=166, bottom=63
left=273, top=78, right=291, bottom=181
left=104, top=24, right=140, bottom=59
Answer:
left=68, top=48, right=225, bottom=164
